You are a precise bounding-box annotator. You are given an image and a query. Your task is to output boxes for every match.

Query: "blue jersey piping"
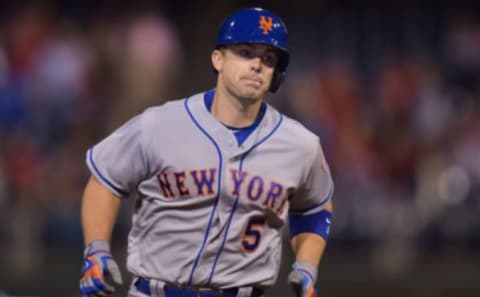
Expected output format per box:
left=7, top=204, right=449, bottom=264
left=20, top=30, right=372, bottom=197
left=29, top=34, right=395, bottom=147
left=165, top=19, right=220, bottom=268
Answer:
left=184, top=98, right=224, bottom=285
left=289, top=185, right=334, bottom=214
left=87, top=148, right=128, bottom=197
left=207, top=114, right=284, bottom=284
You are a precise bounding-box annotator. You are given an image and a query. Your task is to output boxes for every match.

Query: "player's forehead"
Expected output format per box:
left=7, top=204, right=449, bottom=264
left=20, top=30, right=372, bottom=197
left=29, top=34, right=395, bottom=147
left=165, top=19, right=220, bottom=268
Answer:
left=226, top=43, right=280, bottom=54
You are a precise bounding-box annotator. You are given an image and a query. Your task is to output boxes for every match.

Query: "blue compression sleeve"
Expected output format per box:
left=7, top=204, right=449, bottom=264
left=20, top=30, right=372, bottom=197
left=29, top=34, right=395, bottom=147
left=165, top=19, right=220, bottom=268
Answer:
left=289, top=210, right=332, bottom=241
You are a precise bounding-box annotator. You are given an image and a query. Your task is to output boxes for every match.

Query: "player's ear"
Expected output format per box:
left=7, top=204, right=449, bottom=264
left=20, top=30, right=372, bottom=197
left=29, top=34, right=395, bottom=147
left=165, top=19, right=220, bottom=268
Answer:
left=211, top=49, right=224, bottom=72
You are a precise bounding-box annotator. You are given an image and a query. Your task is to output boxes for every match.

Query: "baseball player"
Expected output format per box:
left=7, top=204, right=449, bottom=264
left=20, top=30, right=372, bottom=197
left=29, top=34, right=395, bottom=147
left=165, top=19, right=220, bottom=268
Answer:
left=79, top=7, right=334, bottom=297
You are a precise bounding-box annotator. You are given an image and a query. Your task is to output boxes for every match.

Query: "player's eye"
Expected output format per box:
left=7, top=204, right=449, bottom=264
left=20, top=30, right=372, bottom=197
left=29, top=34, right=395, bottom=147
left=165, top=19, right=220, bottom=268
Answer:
left=237, top=48, right=253, bottom=58
left=262, top=53, right=278, bottom=68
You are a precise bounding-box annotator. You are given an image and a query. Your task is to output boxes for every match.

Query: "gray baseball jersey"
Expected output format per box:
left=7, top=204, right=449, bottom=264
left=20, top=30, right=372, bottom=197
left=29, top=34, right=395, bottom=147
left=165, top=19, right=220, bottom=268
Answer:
left=86, top=90, right=334, bottom=289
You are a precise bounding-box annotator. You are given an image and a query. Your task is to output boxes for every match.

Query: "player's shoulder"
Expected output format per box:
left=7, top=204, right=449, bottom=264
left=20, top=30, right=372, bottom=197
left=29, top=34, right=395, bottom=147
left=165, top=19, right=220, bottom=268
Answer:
left=143, top=97, right=186, bottom=115
left=263, top=104, right=322, bottom=163
left=281, top=115, right=318, bottom=139
left=137, top=96, right=189, bottom=125
left=273, top=108, right=320, bottom=149
left=140, top=90, right=207, bottom=118
left=274, top=111, right=326, bottom=168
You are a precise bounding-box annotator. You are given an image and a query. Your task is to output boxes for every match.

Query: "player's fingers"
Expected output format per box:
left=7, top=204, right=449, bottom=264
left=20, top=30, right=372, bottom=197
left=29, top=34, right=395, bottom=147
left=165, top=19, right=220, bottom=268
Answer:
left=91, top=276, right=115, bottom=296
left=81, top=276, right=114, bottom=297
left=86, top=276, right=100, bottom=296
left=94, top=271, right=116, bottom=294
left=105, top=258, right=123, bottom=285
left=92, top=290, right=108, bottom=297
left=80, top=278, right=95, bottom=297
left=88, top=287, right=109, bottom=297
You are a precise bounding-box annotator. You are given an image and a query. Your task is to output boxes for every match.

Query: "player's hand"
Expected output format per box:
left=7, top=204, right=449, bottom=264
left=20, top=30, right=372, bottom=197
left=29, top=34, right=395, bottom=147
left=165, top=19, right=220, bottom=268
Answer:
left=288, top=260, right=317, bottom=297
left=80, top=240, right=123, bottom=297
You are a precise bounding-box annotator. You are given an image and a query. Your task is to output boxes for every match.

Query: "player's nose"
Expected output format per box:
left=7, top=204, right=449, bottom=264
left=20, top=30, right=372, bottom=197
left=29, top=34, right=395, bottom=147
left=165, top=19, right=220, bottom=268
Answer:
left=249, top=57, right=262, bottom=72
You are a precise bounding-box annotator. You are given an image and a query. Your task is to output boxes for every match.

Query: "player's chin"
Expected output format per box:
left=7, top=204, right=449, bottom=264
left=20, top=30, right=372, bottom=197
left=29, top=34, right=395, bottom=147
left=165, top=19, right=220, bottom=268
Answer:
left=241, top=84, right=268, bottom=99
left=240, top=90, right=263, bottom=101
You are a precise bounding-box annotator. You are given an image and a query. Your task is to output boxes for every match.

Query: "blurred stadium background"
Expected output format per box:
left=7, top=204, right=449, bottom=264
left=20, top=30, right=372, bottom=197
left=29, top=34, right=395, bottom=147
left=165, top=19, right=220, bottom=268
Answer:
left=0, top=1, right=479, bottom=297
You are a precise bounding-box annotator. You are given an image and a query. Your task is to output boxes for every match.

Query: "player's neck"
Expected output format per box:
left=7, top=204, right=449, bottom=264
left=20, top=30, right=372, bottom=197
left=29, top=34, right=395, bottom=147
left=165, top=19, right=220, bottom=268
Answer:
left=211, top=88, right=263, bottom=128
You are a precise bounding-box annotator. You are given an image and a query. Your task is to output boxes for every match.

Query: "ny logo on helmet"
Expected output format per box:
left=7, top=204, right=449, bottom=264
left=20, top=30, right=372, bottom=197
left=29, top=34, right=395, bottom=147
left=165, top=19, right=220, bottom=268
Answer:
left=259, top=16, right=273, bottom=35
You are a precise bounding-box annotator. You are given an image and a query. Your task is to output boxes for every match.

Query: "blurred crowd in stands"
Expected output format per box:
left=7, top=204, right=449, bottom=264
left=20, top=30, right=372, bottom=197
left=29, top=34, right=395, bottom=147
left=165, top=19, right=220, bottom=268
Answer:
left=0, top=1, right=479, bottom=280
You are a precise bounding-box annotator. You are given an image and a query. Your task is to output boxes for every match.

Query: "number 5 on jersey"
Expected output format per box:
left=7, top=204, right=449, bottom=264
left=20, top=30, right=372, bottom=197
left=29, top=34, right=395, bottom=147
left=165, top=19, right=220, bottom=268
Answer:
left=241, top=217, right=266, bottom=252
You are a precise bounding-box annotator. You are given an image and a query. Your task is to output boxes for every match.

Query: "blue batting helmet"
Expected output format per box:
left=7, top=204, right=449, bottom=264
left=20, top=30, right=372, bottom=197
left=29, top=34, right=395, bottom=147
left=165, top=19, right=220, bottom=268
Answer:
left=215, top=7, right=289, bottom=92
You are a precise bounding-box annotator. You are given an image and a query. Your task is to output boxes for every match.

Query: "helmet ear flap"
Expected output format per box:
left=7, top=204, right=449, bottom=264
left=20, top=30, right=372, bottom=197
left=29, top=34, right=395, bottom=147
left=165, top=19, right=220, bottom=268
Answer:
left=270, top=70, right=285, bottom=93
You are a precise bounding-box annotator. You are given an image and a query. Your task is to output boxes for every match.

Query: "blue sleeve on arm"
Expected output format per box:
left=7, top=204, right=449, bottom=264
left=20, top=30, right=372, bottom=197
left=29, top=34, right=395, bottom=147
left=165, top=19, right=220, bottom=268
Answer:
left=289, top=210, right=332, bottom=241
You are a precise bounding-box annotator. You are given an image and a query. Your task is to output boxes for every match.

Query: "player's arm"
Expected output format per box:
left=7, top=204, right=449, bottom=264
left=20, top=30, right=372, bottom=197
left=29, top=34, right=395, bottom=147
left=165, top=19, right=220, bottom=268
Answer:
left=288, top=140, right=334, bottom=297
left=81, top=175, right=121, bottom=243
left=79, top=113, right=147, bottom=296
left=80, top=175, right=123, bottom=297
left=290, top=200, right=333, bottom=266
left=288, top=200, right=333, bottom=297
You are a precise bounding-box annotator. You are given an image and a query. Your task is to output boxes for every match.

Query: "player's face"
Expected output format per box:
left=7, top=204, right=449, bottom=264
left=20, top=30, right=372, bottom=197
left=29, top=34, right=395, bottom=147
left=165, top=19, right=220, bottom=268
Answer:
left=212, top=43, right=279, bottom=101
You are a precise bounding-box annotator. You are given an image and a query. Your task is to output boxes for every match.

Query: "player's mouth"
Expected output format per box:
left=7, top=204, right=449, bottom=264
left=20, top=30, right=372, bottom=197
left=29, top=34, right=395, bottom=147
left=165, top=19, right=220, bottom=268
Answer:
left=242, top=76, right=263, bottom=87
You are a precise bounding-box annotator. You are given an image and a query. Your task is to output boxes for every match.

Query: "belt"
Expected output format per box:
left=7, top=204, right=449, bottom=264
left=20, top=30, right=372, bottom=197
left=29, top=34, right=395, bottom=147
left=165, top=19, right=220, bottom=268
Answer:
left=135, top=277, right=264, bottom=297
